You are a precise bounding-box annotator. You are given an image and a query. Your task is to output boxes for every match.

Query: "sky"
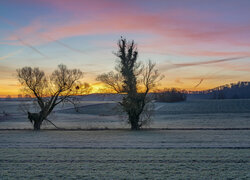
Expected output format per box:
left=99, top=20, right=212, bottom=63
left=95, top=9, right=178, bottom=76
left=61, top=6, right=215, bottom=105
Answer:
left=0, top=0, right=250, bottom=97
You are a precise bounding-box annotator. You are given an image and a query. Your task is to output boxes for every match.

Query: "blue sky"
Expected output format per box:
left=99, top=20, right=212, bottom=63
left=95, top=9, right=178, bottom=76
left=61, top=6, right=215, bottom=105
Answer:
left=1, top=0, right=250, bottom=96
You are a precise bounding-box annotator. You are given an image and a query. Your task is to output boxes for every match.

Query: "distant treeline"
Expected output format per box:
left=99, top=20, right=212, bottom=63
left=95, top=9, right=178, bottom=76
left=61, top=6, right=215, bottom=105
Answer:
left=189, top=81, right=250, bottom=99
left=154, top=88, right=187, bottom=102
left=2, top=82, right=250, bottom=101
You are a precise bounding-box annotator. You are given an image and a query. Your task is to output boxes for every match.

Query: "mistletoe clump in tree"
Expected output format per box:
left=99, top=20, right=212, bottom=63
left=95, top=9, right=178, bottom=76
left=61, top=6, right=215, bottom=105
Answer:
left=17, top=64, right=83, bottom=130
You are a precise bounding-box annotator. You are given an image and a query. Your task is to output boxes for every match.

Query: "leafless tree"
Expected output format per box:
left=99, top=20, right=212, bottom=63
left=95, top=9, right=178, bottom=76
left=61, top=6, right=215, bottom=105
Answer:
left=17, top=64, right=83, bottom=130
left=97, top=38, right=163, bottom=130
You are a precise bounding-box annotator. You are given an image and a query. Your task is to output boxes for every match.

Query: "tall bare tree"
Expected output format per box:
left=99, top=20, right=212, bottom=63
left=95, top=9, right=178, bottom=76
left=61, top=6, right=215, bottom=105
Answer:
left=17, top=64, right=83, bottom=130
left=97, top=38, right=163, bottom=130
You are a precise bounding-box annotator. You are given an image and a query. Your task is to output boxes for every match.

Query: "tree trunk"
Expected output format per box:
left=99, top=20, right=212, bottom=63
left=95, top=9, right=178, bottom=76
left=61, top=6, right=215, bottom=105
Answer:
left=33, top=119, right=43, bottom=130
left=28, top=112, right=44, bottom=130
left=129, top=114, right=140, bottom=130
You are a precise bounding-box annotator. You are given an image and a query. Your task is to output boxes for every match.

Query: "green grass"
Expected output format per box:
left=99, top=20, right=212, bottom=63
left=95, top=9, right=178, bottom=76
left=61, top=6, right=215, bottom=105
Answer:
left=1, top=148, right=249, bottom=179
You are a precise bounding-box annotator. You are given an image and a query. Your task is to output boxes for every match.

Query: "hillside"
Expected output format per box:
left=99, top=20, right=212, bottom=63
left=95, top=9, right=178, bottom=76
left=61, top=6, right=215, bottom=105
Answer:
left=189, top=82, right=250, bottom=99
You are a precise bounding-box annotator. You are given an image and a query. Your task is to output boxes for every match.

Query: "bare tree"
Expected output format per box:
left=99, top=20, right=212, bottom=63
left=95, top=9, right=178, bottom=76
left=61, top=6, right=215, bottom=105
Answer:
left=17, top=64, right=83, bottom=130
left=97, top=38, right=163, bottom=130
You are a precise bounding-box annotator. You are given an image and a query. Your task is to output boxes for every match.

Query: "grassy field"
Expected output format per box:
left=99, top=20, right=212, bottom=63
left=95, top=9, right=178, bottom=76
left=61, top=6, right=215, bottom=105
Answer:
left=0, top=99, right=250, bottom=129
left=1, top=148, right=249, bottom=179
left=0, top=99, right=249, bottom=179
left=0, top=130, right=249, bottom=179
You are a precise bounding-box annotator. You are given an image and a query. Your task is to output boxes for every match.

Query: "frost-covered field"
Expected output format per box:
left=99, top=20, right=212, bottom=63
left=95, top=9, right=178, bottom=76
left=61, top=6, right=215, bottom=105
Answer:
left=0, top=99, right=250, bottom=129
left=0, top=99, right=249, bottom=179
left=0, top=130, right=249, bottom=179
left=1, top=148, right=249, bottom=179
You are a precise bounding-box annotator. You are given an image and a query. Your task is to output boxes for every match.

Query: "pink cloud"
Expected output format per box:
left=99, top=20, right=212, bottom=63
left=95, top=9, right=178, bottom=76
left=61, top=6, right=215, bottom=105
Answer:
left=47, top=0, right=130, bottom=13
left=217, top=61, right=250, bottom=72
left=3, top=0, right=250, bottom=58
left=176, top=51, right=250, bottom=57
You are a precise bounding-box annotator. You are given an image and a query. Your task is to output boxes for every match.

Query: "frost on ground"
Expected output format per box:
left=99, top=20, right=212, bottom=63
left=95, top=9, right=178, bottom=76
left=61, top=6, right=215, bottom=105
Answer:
left=0, top=99, right=250, bottom=129
left=0, top=99, right=249, bottom=179
left=0, top=130, right=249, bottom=179
left=1, top=148, right=249, bottom=179
left=0, top=130, right=249, bottom=149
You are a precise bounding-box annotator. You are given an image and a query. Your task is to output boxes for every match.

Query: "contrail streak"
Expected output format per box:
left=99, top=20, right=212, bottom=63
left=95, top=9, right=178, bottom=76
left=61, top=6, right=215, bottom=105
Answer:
left=192, top=69, right=228, bottom=89
left=175, top=57, right=247, bottom=66
left=44, top=36, right=87, bottom=54
left=17, top=38, right=48, bottom=58
left=0, top=16, right=86, bottom=55
left=194, top=79, right=204, bottom=88
left=0, top=16, right=48, bottom=58
left=0, top=49, right=23, bottom=60
left=165, top=56, right=248, bottom=70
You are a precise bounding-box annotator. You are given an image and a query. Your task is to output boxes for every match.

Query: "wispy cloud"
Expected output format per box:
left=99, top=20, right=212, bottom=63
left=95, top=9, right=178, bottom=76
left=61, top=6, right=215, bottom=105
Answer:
left=0, top=49, right=23, bottom=60
left=162, top=57, right=248, bottom=71
left=174, top=51, right=250, bottom=57
left=2, top=1, right=250, bottom=58
left=0, top=16, right=49, bottom=58
left=44, top=35, right=87, bottom=54
left=1, top=0, right=250, bottom=95
left=2, top=2, right=249, bottom=42
left=16, top=38, right=48, bottom=58
left=0, top=16, right=87, bottom=56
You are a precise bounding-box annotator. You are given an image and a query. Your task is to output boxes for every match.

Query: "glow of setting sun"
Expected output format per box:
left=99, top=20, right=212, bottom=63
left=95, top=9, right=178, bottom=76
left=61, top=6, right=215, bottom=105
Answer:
left=0, top=0, right=250, bottom=97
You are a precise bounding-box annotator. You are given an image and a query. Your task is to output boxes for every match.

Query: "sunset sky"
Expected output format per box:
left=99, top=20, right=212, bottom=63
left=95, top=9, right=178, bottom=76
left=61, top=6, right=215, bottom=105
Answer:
left=1, top=0, right=250, bottom=97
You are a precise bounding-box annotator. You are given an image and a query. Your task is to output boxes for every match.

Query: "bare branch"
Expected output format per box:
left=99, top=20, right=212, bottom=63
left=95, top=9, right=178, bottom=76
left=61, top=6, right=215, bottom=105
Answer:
left=17, top=64, right=84, bottom=130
